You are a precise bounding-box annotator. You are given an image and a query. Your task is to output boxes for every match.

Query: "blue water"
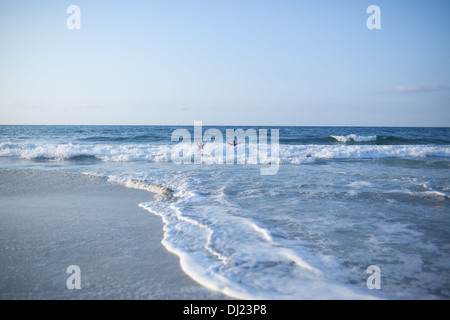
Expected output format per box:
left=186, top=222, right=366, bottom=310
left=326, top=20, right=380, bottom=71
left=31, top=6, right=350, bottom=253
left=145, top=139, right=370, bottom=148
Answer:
left=1, top=125, right=449, bottom=299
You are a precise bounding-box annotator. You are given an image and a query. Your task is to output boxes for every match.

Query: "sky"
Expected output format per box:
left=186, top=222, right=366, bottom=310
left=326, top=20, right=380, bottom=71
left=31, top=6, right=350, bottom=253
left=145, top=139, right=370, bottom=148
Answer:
left=0, top=0, right=449, bottom=126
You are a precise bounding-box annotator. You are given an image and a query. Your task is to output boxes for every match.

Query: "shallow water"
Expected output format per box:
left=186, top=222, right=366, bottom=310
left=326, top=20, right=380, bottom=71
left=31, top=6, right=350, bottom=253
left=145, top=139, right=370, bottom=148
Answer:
left=1, top=125, right=449, bottom=299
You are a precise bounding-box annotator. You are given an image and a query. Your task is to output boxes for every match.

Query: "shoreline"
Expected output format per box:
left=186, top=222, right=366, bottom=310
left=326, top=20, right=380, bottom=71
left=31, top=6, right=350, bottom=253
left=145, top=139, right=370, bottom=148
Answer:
left=0, top=169, right=229, bottom=300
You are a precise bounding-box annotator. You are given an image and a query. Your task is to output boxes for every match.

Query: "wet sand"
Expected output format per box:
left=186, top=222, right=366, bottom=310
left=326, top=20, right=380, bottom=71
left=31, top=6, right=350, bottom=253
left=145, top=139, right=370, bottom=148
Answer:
left=0, top=169, right=228, bottom=299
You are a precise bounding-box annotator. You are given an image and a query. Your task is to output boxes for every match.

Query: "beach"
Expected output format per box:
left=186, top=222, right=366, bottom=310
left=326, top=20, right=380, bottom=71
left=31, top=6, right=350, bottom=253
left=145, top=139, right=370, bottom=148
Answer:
left=0, top=125, right=449, bottom=299
left=1, top=0, right=450, bottom=304
left=0, top=169, right=228, bottom=299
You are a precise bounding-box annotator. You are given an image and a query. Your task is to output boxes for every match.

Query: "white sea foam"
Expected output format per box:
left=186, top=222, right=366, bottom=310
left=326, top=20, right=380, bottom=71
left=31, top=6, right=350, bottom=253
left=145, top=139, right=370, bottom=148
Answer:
left=246, top=221, right=273, bottom=242
left=0, top=142, right=172, bottom=162
left=408, top=190, right=450, bottom=199
left=331, top=134, right=377, bottom=143
left=348, top=181, right=372, bottom=187
left=103, top=173, right=378, bottom=300
left=280, top=144, right=450, bottom=163
left=106, top=176, right=174, bottom=199
left=1, top=142, right=449, bottom=164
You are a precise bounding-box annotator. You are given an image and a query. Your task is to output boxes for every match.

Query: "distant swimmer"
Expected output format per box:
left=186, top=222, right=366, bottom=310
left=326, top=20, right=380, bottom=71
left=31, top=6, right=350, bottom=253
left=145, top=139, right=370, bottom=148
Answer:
left=195, top=138, right=208, bottom=151
left=227, top=139, right=244, bottom=147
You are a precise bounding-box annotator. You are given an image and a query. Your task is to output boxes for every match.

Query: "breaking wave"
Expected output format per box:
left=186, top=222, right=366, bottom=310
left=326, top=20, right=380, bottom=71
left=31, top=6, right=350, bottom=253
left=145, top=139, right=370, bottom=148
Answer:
left=1, top=142, right=448, bottom=164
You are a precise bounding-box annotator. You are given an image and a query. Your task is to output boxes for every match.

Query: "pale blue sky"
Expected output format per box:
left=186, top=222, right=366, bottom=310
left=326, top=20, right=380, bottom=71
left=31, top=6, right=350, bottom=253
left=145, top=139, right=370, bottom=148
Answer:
left=0, top=0, right=449, bottom=126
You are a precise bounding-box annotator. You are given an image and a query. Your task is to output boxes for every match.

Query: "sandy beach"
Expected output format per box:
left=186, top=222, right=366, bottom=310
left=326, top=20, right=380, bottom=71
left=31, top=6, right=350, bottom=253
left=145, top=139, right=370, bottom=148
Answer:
left=0, top=169, right=228, bottom=300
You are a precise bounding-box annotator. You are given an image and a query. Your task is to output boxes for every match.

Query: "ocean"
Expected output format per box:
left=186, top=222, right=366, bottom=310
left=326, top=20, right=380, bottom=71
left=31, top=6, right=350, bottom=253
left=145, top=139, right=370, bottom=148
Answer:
left=0, top=125, right=449, bottom=299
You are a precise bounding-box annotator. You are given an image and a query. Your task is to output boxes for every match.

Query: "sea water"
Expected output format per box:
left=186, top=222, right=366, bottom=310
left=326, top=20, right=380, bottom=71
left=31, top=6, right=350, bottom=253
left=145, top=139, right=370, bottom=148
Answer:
left=0, top=125, right=449, bottom=299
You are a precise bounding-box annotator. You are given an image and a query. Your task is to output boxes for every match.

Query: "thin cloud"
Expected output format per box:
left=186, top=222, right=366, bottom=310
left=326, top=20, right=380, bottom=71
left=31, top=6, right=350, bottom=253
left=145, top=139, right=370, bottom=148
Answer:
left=0, top=100, right=48, bottom=110
left=79, top=104, right=103, bottom=109
left=385, top=85, right=450, bottom=94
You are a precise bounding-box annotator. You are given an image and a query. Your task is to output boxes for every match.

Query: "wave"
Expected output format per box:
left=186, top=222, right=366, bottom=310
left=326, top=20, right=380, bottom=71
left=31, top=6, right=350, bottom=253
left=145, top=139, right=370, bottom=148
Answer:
left=1, top=142, right=449, bottom=164
left=262, top=134, right=443, bottom=145
left=281, top=144, right=450, bottom=164
left=76, top=134, right=164, bottom=143
left=0, top=142, right=172, bottom=162
left=328, top=134, right=450, bottom=145
left=279, top=137, right=336, bottom=144
left=330, top=134, right=377, bottom=143
left=408, top=190, right=450, bottom=200
left=106, top=176, right=174, bottom=200
left=74, top=133, right=450, bottom=146
left=97, top=172, right=377, bottom=299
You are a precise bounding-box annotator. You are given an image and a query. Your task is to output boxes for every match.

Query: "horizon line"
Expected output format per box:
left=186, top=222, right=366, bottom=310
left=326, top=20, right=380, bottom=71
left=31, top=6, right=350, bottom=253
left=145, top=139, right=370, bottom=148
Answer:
left=0, top=124, right=449, bottom=128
